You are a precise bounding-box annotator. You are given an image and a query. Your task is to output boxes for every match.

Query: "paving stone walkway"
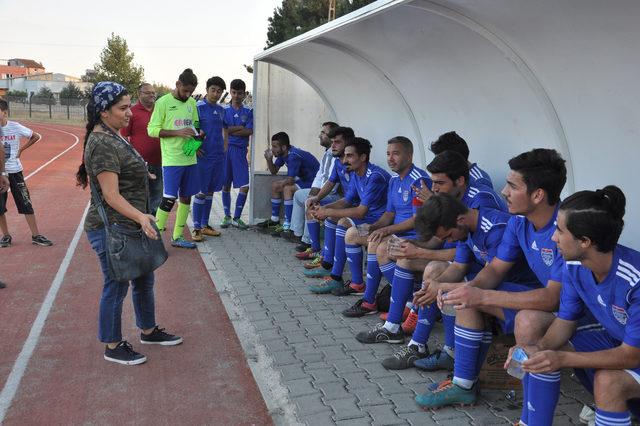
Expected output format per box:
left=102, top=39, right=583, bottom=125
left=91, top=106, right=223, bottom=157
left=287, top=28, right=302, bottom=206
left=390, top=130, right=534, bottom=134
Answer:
left=193, top=195, right=593, bottom=425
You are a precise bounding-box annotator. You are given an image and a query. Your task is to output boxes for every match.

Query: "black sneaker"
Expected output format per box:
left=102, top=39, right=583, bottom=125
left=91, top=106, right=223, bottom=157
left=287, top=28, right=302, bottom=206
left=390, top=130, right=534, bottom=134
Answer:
left=342, top=298, right=378, bottom=318
left=140, top=326, right=183, bottom=346
left=32, top=234, right=53, bottom=246
left=281, top=230, right=297, bottom=241
left=295, top=242, right=311, bottom=252
left=104, top=341, right=147, bottom=365
left=356, top=323, right=404, bottom=344
left=332, top=280, right=365, bottom=296
left=382, top=344, right=428, bottom=370
left=256, top=219, right=279, bottom=229
left=0, top=280, right=6, bottom=289
left=0, top=234, right=12, bottom=248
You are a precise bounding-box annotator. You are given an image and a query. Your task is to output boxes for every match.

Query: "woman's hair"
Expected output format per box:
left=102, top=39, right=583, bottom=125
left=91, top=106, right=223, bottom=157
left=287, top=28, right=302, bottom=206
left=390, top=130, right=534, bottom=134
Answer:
left=76, top=88, right=129, bottom=189
left=560, top=185, right=626, bottom=252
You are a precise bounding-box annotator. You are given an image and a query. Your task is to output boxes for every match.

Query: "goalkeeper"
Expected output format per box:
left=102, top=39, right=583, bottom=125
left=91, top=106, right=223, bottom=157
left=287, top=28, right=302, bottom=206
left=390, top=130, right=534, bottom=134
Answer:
left=147, top=68, right=203, bottom=249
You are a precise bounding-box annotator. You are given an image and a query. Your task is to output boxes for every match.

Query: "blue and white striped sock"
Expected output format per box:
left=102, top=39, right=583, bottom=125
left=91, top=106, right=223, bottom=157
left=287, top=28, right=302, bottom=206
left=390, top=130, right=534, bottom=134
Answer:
left=270, top=198, right=281, bottom=222
left=452, top=325, right=483, bottom=389
left=595, top=408, right=631, bottom=426
left=283, top=199, right=294, bottom=224
left=528, top=372, right=561, bottom=425
left=202, top=195, right=213, bottom=227
left=322, top=220, right=337, bottom=265
left=345, top=243, right=364, bottom=284
left=363, top=253, right=381, bottom=304
left=379, top=261, right=396, bottom=284
left=330, top=225, right=347, bottom=278
left=411, top=303, right=440, bottom=345
left=386, top=266, right=415, bottom=325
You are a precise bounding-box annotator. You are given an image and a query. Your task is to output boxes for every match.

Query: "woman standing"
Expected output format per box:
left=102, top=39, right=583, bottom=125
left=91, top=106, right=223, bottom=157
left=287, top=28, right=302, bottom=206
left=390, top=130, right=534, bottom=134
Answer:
left=77, top=82, right=182, bottom=365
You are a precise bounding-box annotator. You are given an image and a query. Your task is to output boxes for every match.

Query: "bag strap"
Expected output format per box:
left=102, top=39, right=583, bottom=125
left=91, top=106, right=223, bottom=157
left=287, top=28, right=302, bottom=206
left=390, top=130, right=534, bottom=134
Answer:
left=89, top=176, right=111, bottom=228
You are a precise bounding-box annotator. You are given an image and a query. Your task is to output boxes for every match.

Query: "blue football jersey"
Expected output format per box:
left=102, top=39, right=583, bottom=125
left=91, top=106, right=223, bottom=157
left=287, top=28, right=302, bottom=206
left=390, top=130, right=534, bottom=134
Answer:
left=469, top=163, right=494, bottom=189
left=329, top=158, right=355, bottom=200
left=559, top=245, right=640, bottom=348
left=274, top=146, right=320, bottom=188
left=196, top=99, right=225, bottom=159
left=461, top=182, right=507, bottom=212
left=344, top=163, right=391, bottom=222
left=386, top=164, right=432, bottom=225
left=223, top=104, right=253, bottom=148
left=496, top=208, right=564, bottom=287
left=455, top=208, right=540, bottom=285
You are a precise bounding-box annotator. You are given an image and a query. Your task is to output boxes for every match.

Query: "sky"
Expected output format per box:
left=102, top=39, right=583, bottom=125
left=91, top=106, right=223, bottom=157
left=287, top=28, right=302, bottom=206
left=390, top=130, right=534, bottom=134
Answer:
left=0, top=0, right=283, bottom=92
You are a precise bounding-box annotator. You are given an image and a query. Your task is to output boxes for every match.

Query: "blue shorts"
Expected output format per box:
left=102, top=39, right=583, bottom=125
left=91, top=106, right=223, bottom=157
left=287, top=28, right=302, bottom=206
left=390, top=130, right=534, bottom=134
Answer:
left=162, top=165, right=200, bottom=198
left=495, top=282, right=537, bottom=333
left=197, top=155, right=224, bottom=194
left=296, top=179, right=314, bottom=190
left=224, top=145, right=249, bottom=188
left=349, top=210, right=384, bottom=226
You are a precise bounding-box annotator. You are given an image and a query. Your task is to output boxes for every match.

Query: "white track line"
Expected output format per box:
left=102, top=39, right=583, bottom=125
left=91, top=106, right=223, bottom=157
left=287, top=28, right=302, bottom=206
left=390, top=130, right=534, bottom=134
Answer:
left=23, top=125, right=80, bottom=181
left=0, top=201, right=89, bottom=423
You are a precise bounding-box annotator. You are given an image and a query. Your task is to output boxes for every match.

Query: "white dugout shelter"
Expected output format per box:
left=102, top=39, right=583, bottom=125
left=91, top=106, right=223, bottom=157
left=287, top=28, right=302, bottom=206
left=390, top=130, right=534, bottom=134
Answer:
left=249, top=0, right=640, bottom=245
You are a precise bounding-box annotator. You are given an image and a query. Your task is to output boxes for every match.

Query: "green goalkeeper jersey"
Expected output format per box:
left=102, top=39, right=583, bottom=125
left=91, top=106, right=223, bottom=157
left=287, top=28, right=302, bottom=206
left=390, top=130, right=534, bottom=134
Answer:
left=147, top=93, right=199, bottom=166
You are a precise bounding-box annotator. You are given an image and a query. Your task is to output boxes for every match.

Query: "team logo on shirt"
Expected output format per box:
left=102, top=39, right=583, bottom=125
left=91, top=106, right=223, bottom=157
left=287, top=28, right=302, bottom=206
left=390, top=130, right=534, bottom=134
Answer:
left=241, top=114, right=248, bottom=123
left=402, top=190, right=409, bottom=202
left=344, top=172, right=350, bottom=182
left=612, top=305, right=628, bottom=325
left=531, top=241, right=539, bottom=251
left=541, top=248, right=554, bottom=266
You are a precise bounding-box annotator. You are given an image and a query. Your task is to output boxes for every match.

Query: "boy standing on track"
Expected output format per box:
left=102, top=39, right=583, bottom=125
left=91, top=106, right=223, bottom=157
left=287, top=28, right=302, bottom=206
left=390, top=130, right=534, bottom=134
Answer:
left=0, top=137, right=7, bottom=288
left=0, top=99, right=53, bottom=248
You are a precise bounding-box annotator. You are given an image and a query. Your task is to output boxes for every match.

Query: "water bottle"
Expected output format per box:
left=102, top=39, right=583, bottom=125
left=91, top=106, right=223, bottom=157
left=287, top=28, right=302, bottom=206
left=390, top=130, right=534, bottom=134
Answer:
left=507, top=347, right=529, bottom=379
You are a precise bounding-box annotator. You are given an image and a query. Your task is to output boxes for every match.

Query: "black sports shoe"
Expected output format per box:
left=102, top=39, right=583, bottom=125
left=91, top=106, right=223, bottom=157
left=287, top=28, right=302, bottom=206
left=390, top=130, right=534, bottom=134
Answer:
left=256, top=219, right=279, bottom=229
left=0, top=234, right=12, bottom=248
left=140, top=326, right=183, bottom=346
left=356, top=323, right=404, bottom=344
left=32, top=234, right=53, bottom=246
left=0, top=280, right=6, bottom=289
left=104, top=341, right=147, bottom=365
left=382, top=344, right=428, bottom=370
left=342, top=298, right=378, bottom=318
left=332, top=280, right=365, bottom=296
left=295, top=242, right=311, bottom=252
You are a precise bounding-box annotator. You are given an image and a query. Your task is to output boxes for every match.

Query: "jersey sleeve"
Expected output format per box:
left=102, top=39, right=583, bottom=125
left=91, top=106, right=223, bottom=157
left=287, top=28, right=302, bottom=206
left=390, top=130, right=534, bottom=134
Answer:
left=496, top=216, right=522, bottom=263
left=360, top=173, right=387, bottom=207
left=286, top=153, right=302, bottom=179
left=147, top=100, right=164, bottom=138
left=556, top=268, right=585, bottom=321
left=549, top=250, right=565, bottom=283
left=87, top=138, right=121, bottom=176
left=484, top=225, right=506, bottom=261
left=454, top=240, right=474, bottom=264
left=623, top=287, right=640, bottom=348
left=14, top=123, right=33, bottom=138
left=470, top=192, right=503, bottom=210
left=274, top=156, right=285, bottom=169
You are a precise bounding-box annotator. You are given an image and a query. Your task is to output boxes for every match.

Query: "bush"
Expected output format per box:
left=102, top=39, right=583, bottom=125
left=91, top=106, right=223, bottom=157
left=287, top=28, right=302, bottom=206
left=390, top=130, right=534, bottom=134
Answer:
left=32, top=87, right=56, bottom=105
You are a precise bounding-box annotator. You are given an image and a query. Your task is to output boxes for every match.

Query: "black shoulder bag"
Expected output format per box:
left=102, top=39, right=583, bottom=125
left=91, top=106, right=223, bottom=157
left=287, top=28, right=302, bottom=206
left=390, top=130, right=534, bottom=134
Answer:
left=89, top=129, right=168, bottom=282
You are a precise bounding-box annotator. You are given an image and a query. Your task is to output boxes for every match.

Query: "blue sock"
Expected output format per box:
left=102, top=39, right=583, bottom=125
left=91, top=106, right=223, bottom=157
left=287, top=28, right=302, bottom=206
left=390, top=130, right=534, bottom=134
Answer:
left=192, top=195, right=205, bottom=229
left=202, top=195, right=213, bottom=227
left=330, top=225, right=347, bottom=278
left=528, top=372, right=561, bottom=425
left=307, top=219, right=321, bottom=252
left=595, top=408, right=631, bottom=426
left=443, top=313, right=456, bottom=350
left=363, top=253, right=381, bottom=304
left=452, top=325, right=483, bottom=389
left=322, top=220, right=337, bottom=266
left=345, top=243, right=364, bottom=284
left=520, top=373, right=530, bottom=426
left=283, top=199, right=293, bottom=225
left=270, top=197, right=281, bottom=221
left=475, top=331, right=493, bottom=376
left=222, top=191, right=231, bottom=217
left=380, top=261, right=396, bottom=284
left=234, top=191, right=247, bottom=220
left=387, top=266, right=415, bottom=324
left=411, top=303, right=440, bottom=345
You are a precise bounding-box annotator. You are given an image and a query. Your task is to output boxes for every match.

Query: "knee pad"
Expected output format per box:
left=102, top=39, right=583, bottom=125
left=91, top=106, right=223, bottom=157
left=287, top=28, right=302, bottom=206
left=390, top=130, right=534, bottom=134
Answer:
left=159, top=197, right=176, bottom=212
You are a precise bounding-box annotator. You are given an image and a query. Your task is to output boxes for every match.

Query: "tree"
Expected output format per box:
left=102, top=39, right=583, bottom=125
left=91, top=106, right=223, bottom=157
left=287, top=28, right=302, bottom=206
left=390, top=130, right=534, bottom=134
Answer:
left=59, top=82, right=85, bottom=106
left=89, top=33, right=145, bottom=95
left=6, top=90, right=28, bottom=102
left=33, top=87, right=55, bottom=105
left=265, top=0, right=376, bottom=48
left=151, top=83, right=172, bottom=99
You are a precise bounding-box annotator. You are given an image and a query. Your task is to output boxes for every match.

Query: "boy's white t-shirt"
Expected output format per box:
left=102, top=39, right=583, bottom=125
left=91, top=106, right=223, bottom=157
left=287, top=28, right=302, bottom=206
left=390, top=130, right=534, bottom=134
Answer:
left=1, top=121, right=33, bottom=173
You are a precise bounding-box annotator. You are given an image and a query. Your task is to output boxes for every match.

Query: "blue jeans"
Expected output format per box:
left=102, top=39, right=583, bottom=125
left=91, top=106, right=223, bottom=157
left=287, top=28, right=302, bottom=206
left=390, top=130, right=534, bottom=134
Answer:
left=87, top=228, right=156, bottom=343
left=147, top=164, right=163, bottom=215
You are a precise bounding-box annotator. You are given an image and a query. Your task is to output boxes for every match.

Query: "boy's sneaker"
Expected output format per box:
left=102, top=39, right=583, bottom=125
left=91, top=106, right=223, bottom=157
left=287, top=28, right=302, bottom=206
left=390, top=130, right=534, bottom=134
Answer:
left=304, top=255, right=324, bottom=269
left=414, top=380, right=477, bottom=408
left=356, top=323, right=404, bottom=344
left=303, top=267, right=332, bottom=278
left=231, top=218, right=247, bottom=230
left=140, top=326, right=183, bottom=346
left=280, top=230, right=294, bottom=240
left=104, top=341, right=147, bottom=365
left=401, top=310, right=419, bottom=334
left=271, top=224, right=285, bottom=237
left=332, top=281, right=365, bottom=296
left=171, top=237, right=197, bottom=249
left=414, top=349, right=455, bottom=371
left=32, top=234, right=53, bottom=246
left=220, top=216, right=232, bottom=228
left=191, top=229, right=204, bottom=242
left=309, top=277, right=343, bottom=294
left=256, top=219, right=278, bottom=229
left=202, top=225, right=221, bottom=236
left=0, top=234, right=12, bottom=248
left=295, top=242, right=311, bottom=252
left=382, top=344, right=428, bottom=370
left=380, top=307, right=410, bottom=322
left=342, top=299, right=378, bottom=317
left=296, top=248, right=318, bottom=260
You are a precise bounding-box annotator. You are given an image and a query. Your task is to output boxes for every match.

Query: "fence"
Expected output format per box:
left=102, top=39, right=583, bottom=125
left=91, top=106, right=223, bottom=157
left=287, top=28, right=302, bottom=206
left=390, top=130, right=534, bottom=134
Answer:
left=5, top=96, right=87, bottom=121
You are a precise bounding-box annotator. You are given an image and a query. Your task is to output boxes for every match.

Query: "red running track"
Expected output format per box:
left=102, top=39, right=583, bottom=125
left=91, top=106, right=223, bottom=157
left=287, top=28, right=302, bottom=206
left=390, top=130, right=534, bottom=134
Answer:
left=0, top=122, right=271, bottom=425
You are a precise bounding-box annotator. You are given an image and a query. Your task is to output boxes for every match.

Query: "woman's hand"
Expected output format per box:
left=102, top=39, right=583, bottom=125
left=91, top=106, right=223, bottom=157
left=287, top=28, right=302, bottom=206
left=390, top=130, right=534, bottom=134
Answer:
left=138, top=214, right=160, bottom=240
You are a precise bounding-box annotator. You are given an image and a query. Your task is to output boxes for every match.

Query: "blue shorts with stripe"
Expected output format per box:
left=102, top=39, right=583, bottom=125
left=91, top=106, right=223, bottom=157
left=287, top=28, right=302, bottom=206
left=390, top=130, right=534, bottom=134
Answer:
left=224, top=145, right=249, bottom=188
left=495, top=282, right=538, bottom=333
left=162, top=165, right=200, bottom=198
left=197, top=155, right=225, bottom=194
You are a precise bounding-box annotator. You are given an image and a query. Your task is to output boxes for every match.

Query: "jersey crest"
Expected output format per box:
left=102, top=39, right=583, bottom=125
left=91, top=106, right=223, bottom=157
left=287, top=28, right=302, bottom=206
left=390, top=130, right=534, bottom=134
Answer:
left=402, top=190, right=409, bottom=202
left=541, top=248, right=554, bottom=266
left=612, top=304, right=628, bottom=325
